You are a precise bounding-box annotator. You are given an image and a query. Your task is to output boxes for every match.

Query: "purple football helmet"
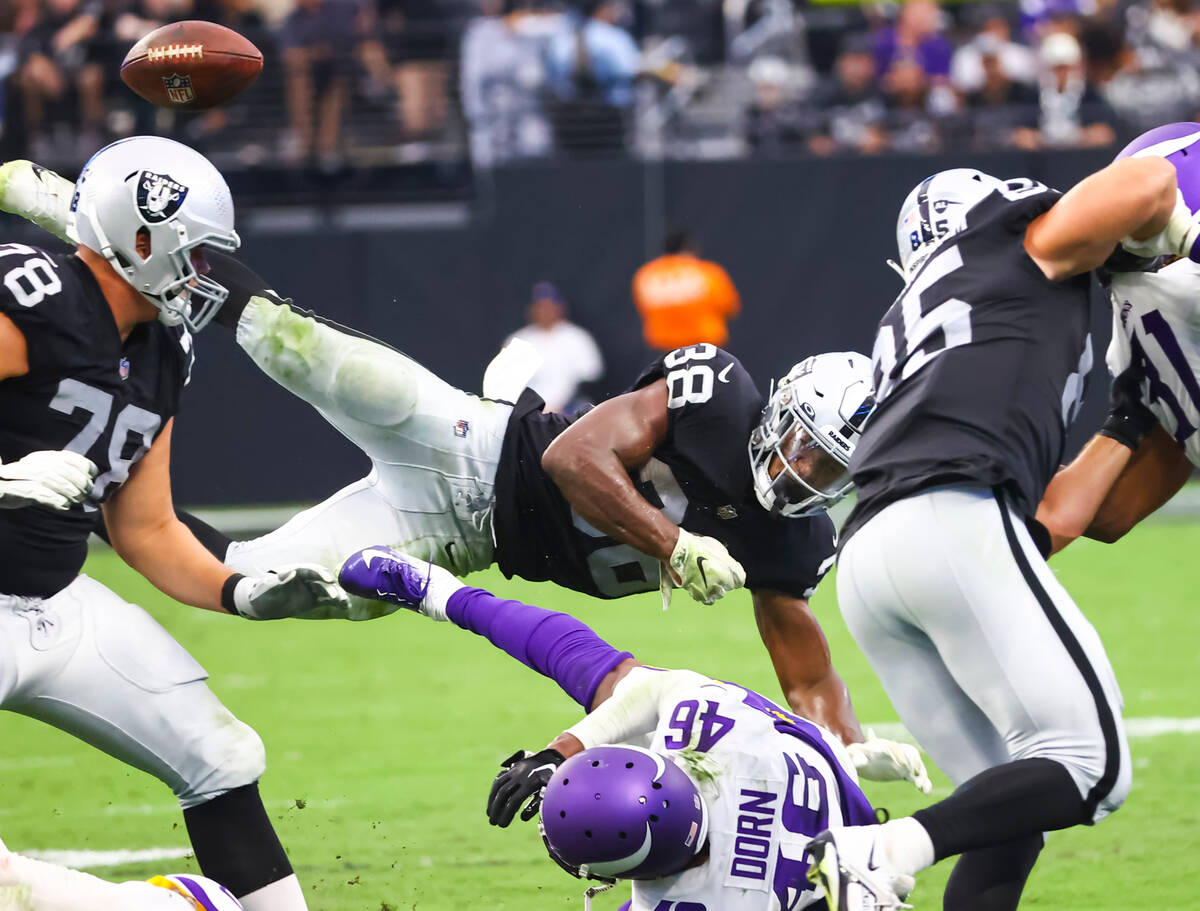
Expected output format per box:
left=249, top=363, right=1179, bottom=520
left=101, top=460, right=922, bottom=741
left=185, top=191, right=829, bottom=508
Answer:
left=539, top=746, right=709, bottom=882
left=1116, top=122, right=1200, bottom=213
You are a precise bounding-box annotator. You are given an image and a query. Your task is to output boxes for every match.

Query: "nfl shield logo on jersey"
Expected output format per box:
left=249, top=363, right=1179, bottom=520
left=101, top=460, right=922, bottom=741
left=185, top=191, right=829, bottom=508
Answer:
left=162, top=73, right=196, bottom=104
left=118, top=357, right=130, bottom=381
left=454, top=419, right=470, bottom=438
left=136, top=172, right=189, bottom=223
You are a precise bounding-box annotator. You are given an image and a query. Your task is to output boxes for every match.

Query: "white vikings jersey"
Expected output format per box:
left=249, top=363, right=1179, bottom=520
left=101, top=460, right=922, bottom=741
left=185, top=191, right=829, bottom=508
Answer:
left=1107, top=259, right=1200, bottom=467
left=630, top=679, right=876, bottom=911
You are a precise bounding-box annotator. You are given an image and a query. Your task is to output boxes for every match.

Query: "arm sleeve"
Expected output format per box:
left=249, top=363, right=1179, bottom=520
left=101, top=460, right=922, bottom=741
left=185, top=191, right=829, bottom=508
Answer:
left=565, top=667, right=713, bottom=749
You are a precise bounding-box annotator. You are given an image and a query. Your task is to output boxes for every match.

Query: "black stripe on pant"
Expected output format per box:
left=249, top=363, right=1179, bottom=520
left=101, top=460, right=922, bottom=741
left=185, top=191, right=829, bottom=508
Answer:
left=994, top=491, right=1121, bottom=818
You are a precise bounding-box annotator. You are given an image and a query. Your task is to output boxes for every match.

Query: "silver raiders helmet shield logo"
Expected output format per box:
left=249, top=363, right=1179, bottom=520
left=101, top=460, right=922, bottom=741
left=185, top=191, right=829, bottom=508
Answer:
left=136, top=171, right=188, bottom=223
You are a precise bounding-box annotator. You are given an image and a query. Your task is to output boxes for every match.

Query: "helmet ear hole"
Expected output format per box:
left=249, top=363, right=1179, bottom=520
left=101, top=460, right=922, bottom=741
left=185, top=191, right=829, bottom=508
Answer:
left=135, top=227, right=151, bottom=260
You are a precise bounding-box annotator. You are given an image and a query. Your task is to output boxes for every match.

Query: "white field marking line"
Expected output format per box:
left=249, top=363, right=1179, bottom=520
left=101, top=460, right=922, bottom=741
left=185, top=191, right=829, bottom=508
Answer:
left=0, top=756, right=74, bottom=772
left=23, top=847, right=192, bottom=869
left=871, top=717, right=1200, bottom=743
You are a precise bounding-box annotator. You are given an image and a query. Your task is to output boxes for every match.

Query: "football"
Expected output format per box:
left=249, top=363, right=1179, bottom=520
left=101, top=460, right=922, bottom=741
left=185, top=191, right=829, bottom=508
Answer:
left=120, top=21, right=263, bottom=111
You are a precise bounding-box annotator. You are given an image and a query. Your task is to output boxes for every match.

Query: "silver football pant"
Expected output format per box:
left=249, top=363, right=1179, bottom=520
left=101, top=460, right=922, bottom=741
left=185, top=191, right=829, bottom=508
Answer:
left=225, top=298, right=511, bottom=597
left=838, top=485, right=1130, bottom=823
left=0, top=575, right=265, bottom=809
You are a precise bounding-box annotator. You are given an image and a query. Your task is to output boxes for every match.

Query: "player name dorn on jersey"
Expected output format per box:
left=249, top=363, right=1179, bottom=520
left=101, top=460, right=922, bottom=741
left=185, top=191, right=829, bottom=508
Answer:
left=491, top=346, right=836, bottom=600
left=0, top=244, right=191, bottom=598
left=630, top=677, right=875, bottom=910
left=1107, top=259, right=1200, bottom=468
left=843, top=183, right=1094, bottom=542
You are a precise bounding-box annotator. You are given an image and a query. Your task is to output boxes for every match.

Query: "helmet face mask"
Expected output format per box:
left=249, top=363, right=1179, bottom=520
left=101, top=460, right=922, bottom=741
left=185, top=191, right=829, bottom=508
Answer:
left=539, top=746, right=709, bottom=883
left=749, top=352, right=875, bottom=517
left=70, top=136, right=240, bottom=333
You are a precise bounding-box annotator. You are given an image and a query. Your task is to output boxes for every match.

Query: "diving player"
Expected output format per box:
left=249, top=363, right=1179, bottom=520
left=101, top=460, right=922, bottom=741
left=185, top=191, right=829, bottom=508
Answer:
left=336, top=546, right=931, bottom=911
left=1034, top=121, right=1200, bottom=553
left=0, top=139, right=348, bottom=911
left=0, top=162, right=875, bottom=744
left=806, top=156, right=1190, bottom=910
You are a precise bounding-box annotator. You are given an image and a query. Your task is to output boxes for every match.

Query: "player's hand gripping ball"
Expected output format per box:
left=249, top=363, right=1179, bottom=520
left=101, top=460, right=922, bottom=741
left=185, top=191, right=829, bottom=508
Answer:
left=121, top=21, right=263, bottom=111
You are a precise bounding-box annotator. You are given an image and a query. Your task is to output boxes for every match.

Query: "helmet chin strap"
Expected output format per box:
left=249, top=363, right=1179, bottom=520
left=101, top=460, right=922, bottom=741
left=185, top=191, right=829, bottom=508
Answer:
left=886, top=258, right=906, bottom=280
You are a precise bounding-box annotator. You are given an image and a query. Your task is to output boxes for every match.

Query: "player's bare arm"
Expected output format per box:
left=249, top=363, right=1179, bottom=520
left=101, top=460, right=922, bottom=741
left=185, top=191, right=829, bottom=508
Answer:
left=542, top=379, right=678, bottom=560
left=752, top=588, right=862, bottom=744
left=1084, top=425, right=1193, bottom=541
left=102, top=419, right=237, bottom=612
left=1025, top=157, right=1179, bottom=280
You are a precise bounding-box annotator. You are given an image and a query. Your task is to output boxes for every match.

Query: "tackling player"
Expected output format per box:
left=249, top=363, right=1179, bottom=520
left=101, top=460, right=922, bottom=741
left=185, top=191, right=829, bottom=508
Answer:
left=805, top=156, right=1190, bottom=910
left=0, top=139, right=349, bottom=911
left=1034, top=121, right=1200, bottom=553
left=0, top=164, right=877, bottom=745
left=336, top=546, right=931, bottom=911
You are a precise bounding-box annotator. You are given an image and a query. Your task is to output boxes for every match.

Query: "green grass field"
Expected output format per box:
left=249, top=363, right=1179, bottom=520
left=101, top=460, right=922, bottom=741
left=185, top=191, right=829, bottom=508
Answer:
left=1, top=517, right=1198, bottom=910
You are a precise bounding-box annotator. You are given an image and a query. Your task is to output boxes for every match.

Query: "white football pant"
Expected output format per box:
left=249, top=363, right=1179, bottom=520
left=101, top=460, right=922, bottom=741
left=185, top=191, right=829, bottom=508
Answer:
left=838, top=485, right=1130, bottom=823
left=0, top=576, right=265, bottom=808
left=225, top=298, right=512, bottom=606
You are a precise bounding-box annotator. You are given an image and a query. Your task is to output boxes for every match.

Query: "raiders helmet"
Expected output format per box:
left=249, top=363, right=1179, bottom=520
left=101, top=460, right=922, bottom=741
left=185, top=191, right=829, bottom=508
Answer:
left=70, top=135, right=240, bottom=333
left=749, top=352, right=875, bottom=517
left=895, top=168, right=1006, bottom=279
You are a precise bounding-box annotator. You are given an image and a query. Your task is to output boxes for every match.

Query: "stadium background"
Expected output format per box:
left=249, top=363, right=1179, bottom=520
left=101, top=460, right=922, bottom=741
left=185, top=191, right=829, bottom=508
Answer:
left=2, top=0, right=1200, bottom=908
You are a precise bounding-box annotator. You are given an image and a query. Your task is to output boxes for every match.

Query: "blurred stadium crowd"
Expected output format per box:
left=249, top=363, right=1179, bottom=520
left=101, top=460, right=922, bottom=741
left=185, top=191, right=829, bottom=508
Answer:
left=2, top=0, right=1200, bottom=173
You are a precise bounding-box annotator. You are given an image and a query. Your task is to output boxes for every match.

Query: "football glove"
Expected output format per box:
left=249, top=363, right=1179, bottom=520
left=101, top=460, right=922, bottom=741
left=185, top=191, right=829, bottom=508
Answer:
left=229, top=565, right=352, bottom=621
left=663, top=528, right=746, bottom=605
left=0, top=450, right=97, bottom=511
left=1099, top=366, right=1159, bottom=451
left=486, top=748, right=565, bottom=827
left=1121, top=189, right=1200, bottom=263
left=846, top=730, right=933, bottom=794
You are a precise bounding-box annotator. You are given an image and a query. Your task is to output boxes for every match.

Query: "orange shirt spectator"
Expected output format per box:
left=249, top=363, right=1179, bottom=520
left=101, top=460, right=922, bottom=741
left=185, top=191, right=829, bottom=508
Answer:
left=633, top=231, right=741, bottom=351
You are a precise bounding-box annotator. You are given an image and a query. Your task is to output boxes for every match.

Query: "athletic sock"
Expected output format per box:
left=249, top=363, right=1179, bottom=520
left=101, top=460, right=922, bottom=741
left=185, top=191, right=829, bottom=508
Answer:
left=182, top=783, right=307, bottom=909
left=446, top=587, right=633, bottom=709
left=236, top=875, right=308, bottom=911
left=912, top=758, right=1085, bottom=862
left=942, top=834, right=1044, bottom=911
left=878, top=816, right=936, bottom=877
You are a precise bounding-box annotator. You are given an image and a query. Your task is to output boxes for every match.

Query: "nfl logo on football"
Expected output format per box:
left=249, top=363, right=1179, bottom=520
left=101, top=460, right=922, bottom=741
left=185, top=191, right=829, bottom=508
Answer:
left=162, top=73, right=195, bottom=104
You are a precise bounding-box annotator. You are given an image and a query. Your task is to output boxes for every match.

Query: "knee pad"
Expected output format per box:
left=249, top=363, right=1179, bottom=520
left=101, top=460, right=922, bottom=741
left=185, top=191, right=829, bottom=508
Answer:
left=177, top=718, right=266, bottom=810
left=331, top=343, right=418, bottom=427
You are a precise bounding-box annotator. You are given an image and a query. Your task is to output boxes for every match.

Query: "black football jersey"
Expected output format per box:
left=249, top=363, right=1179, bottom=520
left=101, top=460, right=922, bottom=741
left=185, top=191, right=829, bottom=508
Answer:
left=0, top=244, right=191, bottom=597
left=492, top=345, right=837, bottom=600
left=842, top=182, right=1094, bottom=542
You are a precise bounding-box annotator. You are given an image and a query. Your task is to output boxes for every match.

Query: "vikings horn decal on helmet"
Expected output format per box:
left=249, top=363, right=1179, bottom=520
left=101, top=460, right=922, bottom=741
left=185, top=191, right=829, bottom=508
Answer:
left=749, top=352, right=875, bottom=518
left=894, top=168, right=1006, bottom=279
left=1116, top=121, right=1200, bottom=214
left=539, top=746, right=709, bottom=882
left=149, top=874, right=245, bottom=910
left=69, top=135, right=240, bottom=333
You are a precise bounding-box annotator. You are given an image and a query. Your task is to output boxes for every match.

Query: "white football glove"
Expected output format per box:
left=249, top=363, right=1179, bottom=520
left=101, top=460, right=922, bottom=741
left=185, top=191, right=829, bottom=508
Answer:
left=232, top=564, right=352, bottom=621
left=1121, top=189, right=1200, bottom=262
left=0, top=450, right=97, bottom=510
left=846, top=729, right=933, bottom=794
left=661, top=528, right=746, bottom=606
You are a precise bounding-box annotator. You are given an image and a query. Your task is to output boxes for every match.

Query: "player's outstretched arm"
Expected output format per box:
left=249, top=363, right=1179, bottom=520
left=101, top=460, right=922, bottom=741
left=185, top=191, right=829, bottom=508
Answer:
left=542, top=382, right=745, bottom=604
left=1025, top=157, right=1180, bottom=280
left=103, top=420, right=349, bottom=618
left=1040, top=425, right=1192, bottom=552
left=752, top=588, right=862, bottom=744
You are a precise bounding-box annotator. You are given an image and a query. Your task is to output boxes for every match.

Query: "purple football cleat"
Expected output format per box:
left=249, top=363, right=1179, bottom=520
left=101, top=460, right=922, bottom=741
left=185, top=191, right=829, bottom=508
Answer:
left=539, top=745, right=709, bottom=882
left=339, top=547, right=432, bottom=611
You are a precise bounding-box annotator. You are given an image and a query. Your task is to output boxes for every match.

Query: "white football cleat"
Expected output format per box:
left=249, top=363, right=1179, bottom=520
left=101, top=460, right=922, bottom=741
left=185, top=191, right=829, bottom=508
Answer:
left=0, top=161, right=77, bottom=244
left=806, top=826, right=914, bottom=911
